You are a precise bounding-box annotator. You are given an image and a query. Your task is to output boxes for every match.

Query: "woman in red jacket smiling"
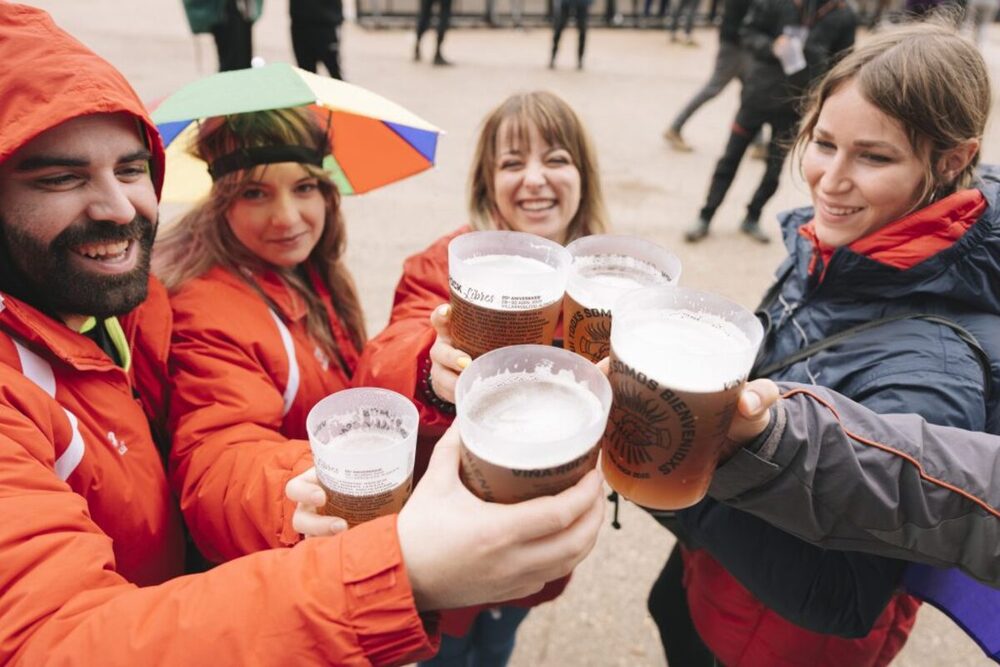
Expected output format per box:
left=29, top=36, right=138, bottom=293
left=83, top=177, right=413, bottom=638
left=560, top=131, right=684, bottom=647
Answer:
left=353, top=90, right=610, bottom=667
left=154, top=108, right=367, bottom=562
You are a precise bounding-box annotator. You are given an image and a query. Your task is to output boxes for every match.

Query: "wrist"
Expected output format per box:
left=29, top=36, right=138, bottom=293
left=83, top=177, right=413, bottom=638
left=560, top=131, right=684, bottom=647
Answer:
left=420, top=355, right=456, bottom=415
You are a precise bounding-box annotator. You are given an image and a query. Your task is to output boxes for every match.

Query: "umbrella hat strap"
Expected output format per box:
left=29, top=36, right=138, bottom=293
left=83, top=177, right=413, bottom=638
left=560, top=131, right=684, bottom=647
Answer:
left=209, top=145, right=325, bottom=180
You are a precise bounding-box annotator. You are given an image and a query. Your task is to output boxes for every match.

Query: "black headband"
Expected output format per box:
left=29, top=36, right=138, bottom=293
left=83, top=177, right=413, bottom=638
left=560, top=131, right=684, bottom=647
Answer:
left=208, top=145, right=325, bottom=181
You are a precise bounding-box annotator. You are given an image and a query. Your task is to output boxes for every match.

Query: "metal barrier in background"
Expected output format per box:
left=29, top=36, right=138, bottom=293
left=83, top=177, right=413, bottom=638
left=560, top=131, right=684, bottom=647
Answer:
left=355, top=0, right=721, bottom=29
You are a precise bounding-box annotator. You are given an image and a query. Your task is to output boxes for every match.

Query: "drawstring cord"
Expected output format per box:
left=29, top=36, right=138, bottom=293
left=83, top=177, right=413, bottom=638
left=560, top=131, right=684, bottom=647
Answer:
left=607, top=490, right=622, bottom=529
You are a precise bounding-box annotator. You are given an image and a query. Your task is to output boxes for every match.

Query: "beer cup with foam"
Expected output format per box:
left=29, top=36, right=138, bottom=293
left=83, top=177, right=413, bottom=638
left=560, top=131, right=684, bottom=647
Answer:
left=564, top=235, right=682, bottom=363
left=306, top=388, right=418, bottom=526
left=601, top=286, right=763, bottom=510
left=455, top=345, right=612, bottom=503
left=448, top=231, right=571, bottom=359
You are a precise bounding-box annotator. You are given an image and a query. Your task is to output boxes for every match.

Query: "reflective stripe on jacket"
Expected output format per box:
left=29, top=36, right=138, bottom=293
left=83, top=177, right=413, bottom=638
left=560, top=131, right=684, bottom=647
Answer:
left=168, top=265, right=359, bottom=563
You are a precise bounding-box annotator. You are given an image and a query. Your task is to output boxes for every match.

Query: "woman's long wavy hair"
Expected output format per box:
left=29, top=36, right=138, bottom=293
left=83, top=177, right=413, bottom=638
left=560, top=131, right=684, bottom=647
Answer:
left=468, top=91, right=609, bottom=243
left=794, top=19, right=991, bottom=208
left=153, top=108, right=366, bottom=355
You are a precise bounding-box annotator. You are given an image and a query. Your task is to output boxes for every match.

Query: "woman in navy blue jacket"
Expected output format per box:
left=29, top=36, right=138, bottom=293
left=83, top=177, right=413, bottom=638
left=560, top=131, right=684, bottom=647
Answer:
left=652, top=21, right=1000, bottom=667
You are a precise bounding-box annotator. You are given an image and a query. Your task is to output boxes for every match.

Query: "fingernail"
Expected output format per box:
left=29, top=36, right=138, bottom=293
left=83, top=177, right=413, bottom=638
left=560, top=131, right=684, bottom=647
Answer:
left=331, top=519, right=347, bottom=532
left=457, top=355, right=471, bottom=370
left=439, top=304, right=451, bottom=317
left=745, top=391, right=761, bottom=413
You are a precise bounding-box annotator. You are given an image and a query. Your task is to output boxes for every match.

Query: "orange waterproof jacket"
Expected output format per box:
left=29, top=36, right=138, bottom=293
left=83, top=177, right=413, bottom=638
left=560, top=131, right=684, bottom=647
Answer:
left=355, top=227, right=570, bottom=636
left=168, top=264, right=359, bottom=562
left=0, top=5, right=436, bottom=664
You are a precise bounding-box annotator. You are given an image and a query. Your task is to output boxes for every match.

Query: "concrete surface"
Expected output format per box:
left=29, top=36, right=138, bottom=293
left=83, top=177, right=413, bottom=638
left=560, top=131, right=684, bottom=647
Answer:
left=25, top=1, right=999, bottom=664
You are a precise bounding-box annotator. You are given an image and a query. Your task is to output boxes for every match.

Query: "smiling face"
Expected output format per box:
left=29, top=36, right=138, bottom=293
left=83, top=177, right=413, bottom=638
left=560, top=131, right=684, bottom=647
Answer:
left=225, top=162, right=327, bottom=268
left=0, top=112, right=158, bottom=319
left=492, top=119, right=582, bottom=245
left=803, top=80, right=929, bottom=248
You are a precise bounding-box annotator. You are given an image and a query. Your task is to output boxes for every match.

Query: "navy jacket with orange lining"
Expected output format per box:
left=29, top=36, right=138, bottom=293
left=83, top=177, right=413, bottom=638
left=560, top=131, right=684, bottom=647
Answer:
left=674, top=177, right=1000, bottom=665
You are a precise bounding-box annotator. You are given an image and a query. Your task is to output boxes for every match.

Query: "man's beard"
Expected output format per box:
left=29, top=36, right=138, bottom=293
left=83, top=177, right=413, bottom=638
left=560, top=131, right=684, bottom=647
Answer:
left=0, top=215, right=156, bottom=319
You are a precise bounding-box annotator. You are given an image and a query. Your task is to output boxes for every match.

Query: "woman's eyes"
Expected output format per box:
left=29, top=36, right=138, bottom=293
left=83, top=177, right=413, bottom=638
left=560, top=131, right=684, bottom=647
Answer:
left=812, top=140, right=893, bottom=164
left=499, top=160, right=523, bottom=170
left=240, top=187, right=266, bottom=200
left=295, top=180, right=320, bottom=193
left=860, top=153, right=893, bottom=164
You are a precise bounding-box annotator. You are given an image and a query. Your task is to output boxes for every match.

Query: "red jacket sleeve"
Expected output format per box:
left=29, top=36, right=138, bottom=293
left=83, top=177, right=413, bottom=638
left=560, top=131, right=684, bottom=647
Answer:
left=167, top=283, right=316, bottom=563
left=355, top=229, right=465, bottom=437
left=0, top=397, right=437, bottom=665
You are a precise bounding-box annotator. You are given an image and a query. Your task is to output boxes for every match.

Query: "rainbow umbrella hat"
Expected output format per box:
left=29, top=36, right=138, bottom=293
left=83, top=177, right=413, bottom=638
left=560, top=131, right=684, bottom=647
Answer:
left=151, top=63, right=441, bottom=202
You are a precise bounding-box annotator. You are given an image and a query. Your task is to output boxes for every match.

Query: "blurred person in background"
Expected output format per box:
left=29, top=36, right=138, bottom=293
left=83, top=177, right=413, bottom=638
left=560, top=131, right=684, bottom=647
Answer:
left=182, top=0, right=262, bottom=71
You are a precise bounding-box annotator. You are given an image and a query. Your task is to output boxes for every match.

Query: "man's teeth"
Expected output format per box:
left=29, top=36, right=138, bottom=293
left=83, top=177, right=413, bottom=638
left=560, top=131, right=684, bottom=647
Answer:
left=75, top=240, right=130, bottom=259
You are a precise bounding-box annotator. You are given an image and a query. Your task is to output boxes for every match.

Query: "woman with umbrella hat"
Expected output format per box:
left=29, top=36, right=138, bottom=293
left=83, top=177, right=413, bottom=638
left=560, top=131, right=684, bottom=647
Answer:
left=154, top=108, right=368, bottom=561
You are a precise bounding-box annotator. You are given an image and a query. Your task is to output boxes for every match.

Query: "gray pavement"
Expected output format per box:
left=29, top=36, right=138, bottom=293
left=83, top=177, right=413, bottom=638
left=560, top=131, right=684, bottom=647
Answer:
left=27, top=1, right=999, bottom=664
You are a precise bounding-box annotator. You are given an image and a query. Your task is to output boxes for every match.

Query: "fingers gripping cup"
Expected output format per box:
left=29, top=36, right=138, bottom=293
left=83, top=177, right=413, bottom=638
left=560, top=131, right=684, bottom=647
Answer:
left=306, top=388, right=418, bottom=527
left=448, top=231, right=571, bottom=359
left=564, top=235, right=682, bottom=363
left=456, top=345, right=612, bottom=503
left=601, top=286, right=763, bottom=510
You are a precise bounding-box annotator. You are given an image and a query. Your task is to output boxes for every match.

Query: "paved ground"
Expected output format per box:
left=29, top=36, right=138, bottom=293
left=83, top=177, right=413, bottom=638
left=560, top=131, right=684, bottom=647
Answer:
left=28, top=1, right=999, bottom=664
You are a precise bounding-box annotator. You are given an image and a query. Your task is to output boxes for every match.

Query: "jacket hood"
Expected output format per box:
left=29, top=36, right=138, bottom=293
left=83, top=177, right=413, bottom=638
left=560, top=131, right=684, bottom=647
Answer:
left=0, top=4, right=164, bottom=197
left=777, top=169, right=1000, bottom=314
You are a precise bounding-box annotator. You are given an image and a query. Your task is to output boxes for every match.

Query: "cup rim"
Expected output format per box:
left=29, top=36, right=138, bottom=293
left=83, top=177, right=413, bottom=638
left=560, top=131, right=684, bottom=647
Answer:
left=455, top=344, right=612, bottom=470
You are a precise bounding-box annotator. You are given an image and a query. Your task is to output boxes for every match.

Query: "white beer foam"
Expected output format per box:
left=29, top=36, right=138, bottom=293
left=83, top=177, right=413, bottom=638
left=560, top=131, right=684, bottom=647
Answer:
left=567, top=255, right=673, bottom=309
left=451, top=253, right=564, bottom=306
left=316, top=426, right=399, bottom=451
left=463, top=366, right=604, bottom=468
left=464, top=254, right=556, bottom=274
left=614, top=309, right=754, bottom=392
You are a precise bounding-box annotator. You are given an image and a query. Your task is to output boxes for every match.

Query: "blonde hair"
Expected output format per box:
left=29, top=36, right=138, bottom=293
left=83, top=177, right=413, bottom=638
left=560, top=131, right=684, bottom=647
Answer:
left=154, top=108, right=366, bottom=355
left=795, top=20, right=991, bottom=205
left=468, top=91, right=609, bottom=243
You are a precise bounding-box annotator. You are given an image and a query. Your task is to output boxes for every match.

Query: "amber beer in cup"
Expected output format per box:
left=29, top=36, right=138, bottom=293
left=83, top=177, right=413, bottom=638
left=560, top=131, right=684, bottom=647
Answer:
left=601, top=286, right=763, bottom=510
left=456, top=345, right=612, bottom=503
left=448, top=231, right=571, bottom=359
left=306, top=388, right=418, bottom=526
left=564, top=235, right=682, bottom=363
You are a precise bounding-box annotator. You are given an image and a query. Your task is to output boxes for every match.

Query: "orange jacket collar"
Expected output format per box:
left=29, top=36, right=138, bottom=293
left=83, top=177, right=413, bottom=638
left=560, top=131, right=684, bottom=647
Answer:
left=799, top=189, right=986, bottom=277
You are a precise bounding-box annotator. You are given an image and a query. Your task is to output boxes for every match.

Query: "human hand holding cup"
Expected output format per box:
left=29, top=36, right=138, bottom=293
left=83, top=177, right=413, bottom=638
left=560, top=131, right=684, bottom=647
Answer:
left=305, top=388, right=418, bottom=527
left=455, top=345, right=612, bottom=503
left=774, top=26, right=808, bottom=75
left=601, top=286, right=764, bottom=510
left=448, top=231, right=571, bottom=360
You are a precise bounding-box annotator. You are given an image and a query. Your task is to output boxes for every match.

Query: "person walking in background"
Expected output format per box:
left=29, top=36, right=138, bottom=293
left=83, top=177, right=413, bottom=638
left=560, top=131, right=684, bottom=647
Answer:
left=964, top=0, right=999, bottom=46
left=414, top=0, right=453, bottom=66
left=664, top=0, right=753, bottom=151
left=684, top=0, right=856, bottom=243
left=182, top=0, right=262, bottom=71
left=669, top=0, right=701, bottom=44
left=551, top=0, right=593, bottom=69
left=290, top=0, right=344, bottom=79
left=644, top=0, right=671, bottom=24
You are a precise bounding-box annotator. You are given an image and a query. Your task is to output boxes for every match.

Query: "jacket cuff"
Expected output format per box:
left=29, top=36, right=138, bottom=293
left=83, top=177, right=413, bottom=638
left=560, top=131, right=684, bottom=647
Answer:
left=342, top=515, right=440, bottom=665
left=278, top=441, right=315, bottom=547
left=708, top=401, right=788, bottom=500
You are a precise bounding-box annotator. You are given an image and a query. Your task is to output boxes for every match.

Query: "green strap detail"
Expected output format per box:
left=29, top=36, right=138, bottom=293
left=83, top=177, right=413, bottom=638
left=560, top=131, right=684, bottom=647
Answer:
left=103, top=317, right=132, bottom=372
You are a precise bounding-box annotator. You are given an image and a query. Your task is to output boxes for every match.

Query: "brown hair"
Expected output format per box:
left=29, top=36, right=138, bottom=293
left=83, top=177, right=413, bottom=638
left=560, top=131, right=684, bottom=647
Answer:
left=468, top=91, right=609, bottom=243
left=153, top=108, right=366, bottom=355
left=795, top=20, right=991, bottom=205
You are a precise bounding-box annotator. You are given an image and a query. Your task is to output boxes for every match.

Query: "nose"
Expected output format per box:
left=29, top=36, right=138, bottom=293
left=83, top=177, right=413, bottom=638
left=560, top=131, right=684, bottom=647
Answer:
left=86, top=176, right=137, bottom=225
left=818, top=154, right=852, bottom=195
left=523, top=158, right=546, bottom=188
left=268, top=192, right=300, bottom=229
